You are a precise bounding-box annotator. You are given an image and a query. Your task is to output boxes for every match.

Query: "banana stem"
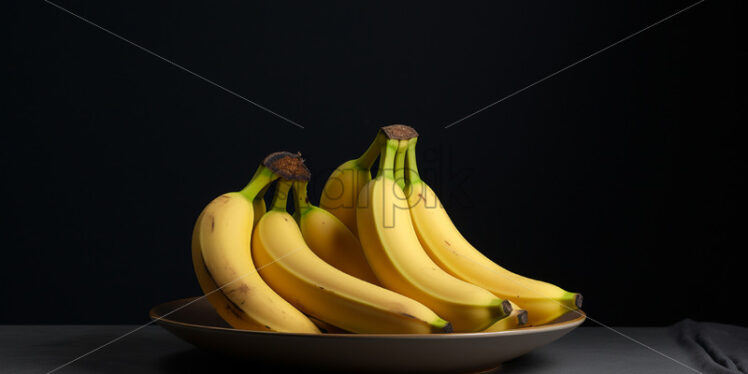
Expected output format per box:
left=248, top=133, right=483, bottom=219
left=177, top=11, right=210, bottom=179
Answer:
left=405, top=138, right=422, bottom=186
left=376, top=139, right=400, bottom=180
left=292, top=180, right=313, bottom=217
left=394, top=139, right=409, bottom=189
left=239, top=165, right=280, bottom=201
left=255, top=183, right=271, bottom=203
left=356, top=131, right=386, bottom=169
left=271, top=179, right=293, bottom=211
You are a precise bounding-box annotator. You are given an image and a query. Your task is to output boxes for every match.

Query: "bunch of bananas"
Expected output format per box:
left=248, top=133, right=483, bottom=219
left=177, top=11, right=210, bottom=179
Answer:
left=192, top=125, right=582, bottom=334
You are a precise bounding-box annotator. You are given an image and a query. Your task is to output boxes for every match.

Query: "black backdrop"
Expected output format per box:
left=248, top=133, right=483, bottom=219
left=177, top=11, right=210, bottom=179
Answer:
left=3, top=1, right=744, bottom=326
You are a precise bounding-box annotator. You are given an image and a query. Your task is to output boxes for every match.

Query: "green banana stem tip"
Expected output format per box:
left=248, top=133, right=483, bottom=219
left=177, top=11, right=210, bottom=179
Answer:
left=404, top=138, right=422, bottom=185
left=255, top=183, right=271, bottom=203
left=376, top=139, right=400, bottom=180
left=292, top=180, right=314, bottom=217
left=239, top=165, right=279, bottom=201
left=432, top=318, right=453, bottom=333
left=356, top=125, right=418, bottom=170
left=394, top=139, right=410, bottom=189
left=239, top=151, right=311, bottom=201
left=560, top=292, right=583, bottom=310
left=356, top=131, right=386, bottom=169
left=271, top=179, right=294, bottom=211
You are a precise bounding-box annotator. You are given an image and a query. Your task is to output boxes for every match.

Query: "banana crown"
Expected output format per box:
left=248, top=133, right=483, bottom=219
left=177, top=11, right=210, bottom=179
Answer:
left=262, top=151, right=311, bottom=181
left=235, top=151, right=311, bottom=203
left=381, top=124, right=418, bottom=140
left=373, top=125, right=419, bottom=184
left=192, top=151, right=327, bottom=334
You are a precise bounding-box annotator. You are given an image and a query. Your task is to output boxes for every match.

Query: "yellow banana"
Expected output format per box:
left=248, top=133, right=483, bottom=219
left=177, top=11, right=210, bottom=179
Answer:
left=192, top=153, right=320, bottom=333
left=401, top=137, right=583, bottom=326
left=483, top=301, right=528, bottom=332
left=319, top=130, right=385, bottom=237
left=293, top=180, right=380, bottom=284
left=356, top=137, right=511, bottom=332
left=192, top=212, right=257, bottom=329
left=253, top=177, right=451, bottom=334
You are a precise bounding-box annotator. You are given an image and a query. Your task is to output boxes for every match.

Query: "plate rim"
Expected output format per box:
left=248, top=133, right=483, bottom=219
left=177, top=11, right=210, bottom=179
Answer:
left=150, top=297, right=586, bottom=339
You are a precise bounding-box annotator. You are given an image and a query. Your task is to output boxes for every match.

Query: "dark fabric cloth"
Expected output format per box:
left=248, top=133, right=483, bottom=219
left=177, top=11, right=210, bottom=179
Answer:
left=673, top=319, right=748, bottom=374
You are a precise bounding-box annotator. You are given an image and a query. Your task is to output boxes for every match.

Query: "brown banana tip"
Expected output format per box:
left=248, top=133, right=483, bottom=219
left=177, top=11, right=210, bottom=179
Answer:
left=501, top=300, right=512, bottom=316
left=442, top=322, right=453, bottom=333
left=517, top=310, right=529, bottom=325
left=575, top=294, right=583, bottom=309
left=381, top=124, right=418, bottom=140
left=262, top=151, right=311, bottom=181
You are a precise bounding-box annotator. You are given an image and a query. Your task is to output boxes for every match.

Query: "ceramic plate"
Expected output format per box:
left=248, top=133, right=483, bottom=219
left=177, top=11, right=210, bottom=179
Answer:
left=150, top=297, right=585, bottom=373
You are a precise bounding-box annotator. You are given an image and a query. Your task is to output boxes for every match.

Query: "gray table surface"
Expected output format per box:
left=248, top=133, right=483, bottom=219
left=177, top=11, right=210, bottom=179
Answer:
left=0, top=325, right=700, bottom=373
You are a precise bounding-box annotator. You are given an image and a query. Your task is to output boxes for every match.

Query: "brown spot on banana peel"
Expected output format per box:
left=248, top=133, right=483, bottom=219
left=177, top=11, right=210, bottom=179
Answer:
left=401, top=313, right=416, bottom=319
left=202, top=258, right=250, bottom=320
left=210, top=216, right=215, bottom=232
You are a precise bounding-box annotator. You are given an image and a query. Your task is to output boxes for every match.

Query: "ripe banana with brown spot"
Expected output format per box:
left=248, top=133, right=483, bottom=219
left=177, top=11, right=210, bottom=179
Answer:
left=192, top=153, right=320, bottom=333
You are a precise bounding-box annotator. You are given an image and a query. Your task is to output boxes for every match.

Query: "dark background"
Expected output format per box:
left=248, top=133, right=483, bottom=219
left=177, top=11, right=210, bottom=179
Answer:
left=3, top=1, right=744, bottom=326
